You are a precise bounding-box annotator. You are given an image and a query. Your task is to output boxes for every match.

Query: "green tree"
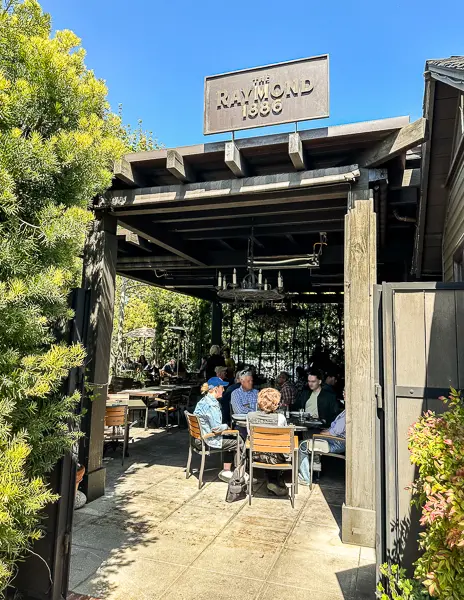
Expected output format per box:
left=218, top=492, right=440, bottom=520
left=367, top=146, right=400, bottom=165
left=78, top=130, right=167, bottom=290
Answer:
left=0, top=0, right=125, bottom=593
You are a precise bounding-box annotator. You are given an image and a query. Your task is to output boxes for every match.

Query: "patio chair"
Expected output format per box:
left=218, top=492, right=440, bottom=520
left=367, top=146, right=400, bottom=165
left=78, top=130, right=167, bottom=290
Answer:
left=248, top=424, right=299, bottom=507
left=104, top=405, right=129, bottom=466
left=153, top=388, right=184, bottom=427
left=310, top=433, right=346, bottom=491
left=184, top=411, right=240, bottom=489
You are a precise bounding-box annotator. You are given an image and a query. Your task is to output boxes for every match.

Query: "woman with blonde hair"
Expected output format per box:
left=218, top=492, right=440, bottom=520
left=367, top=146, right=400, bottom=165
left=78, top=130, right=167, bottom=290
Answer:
left=205, top=344, right=226, bottom=379
left=247, top=388, right=289, bottom=497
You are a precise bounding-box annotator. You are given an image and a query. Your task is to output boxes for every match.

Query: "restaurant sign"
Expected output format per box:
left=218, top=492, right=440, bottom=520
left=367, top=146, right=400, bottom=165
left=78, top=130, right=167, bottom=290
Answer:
left=204, top=55, right=329, bottom=135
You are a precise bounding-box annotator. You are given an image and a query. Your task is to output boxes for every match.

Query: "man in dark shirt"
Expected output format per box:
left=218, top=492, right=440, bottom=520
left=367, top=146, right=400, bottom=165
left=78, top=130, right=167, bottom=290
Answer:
left=220, top=371, right=241, bottom=425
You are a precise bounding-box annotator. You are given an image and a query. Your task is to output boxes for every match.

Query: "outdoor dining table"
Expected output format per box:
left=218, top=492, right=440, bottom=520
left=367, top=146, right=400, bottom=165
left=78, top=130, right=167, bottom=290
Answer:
left=109, top=395, right=150, bottom=430
left=119, top=385, right=193, bottom=429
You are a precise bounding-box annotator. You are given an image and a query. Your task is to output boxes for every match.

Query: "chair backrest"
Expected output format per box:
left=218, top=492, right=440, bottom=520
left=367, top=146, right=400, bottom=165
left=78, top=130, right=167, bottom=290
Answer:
left=185, top=411, right=202, bottom=440
left=249, top=425, right=295, bottom=454
left=107, top=393, right=129, bottom=404
left=105, top=405, right=127, bottom=427
left=169, top=388, right=184, bottom=403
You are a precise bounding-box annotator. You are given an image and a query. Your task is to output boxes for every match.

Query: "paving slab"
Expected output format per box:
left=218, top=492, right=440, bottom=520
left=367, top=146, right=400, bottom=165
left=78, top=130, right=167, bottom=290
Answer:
left=161, top=568, right=264, bottom=600
left=268, top=548, right=358, bottom=596
left=74, top=557, right=184, bottom=600
left=257, top=582, right=352, bottom=600
left=286, top=521, right=361, bottom=559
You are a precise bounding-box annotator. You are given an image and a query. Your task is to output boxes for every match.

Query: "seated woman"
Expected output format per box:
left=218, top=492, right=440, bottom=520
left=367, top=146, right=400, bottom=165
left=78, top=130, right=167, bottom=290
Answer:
left=194, top=376, right=244, bottom=483
left=247, top=388, right=289, bottom=497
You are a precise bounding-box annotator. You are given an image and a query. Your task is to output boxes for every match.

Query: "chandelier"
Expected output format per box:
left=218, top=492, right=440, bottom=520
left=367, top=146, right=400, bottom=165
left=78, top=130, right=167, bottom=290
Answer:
left=215, top=231, right=327, bottom=304
left=216, top=232, right=286, bottom=303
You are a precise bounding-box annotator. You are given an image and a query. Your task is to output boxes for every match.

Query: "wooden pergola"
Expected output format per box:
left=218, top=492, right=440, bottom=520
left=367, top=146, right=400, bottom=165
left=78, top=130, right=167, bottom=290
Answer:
left=81, top=114, right=426, bottom=548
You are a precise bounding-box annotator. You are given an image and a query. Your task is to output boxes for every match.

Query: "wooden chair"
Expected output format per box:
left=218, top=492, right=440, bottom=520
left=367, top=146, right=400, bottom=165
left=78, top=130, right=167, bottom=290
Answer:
left=184, top=411, right=240, bottom=489
left=104, top=405, right=129, bottom=466
left=310, top=433, right=346, bottom=491
left=248, top=425, right=299, bottom=507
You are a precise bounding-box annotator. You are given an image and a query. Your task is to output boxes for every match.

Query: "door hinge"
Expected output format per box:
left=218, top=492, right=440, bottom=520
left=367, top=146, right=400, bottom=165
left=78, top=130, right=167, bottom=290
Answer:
left=63, top=532, right=71, bottom=556
left=375, top=383, right=383, bottom=409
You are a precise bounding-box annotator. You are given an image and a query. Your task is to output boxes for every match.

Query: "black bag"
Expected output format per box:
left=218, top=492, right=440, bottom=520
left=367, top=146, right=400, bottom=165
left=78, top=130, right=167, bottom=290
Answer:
left=225, top=445, right=247, bottom=503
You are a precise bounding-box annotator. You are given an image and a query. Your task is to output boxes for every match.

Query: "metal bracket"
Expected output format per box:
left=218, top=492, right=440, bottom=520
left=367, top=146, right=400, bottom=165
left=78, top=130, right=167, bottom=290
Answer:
left=375, top=383, right=383, bottom=409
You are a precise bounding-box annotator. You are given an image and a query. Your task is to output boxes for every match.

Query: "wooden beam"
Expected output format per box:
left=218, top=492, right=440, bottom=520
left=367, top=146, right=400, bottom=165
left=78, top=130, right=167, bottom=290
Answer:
left=173, top=207, right=346, bottom=232
left=166, top=149, right=194, bottom=182
left=122, top=116, right=409, bottom=165
left=101, top=165, right=359, bottom=213
left=390, top=168, right=421, bottom=189
left=225, top=141, right=247, bottom=177
left=120, top=220, right=206, bottom=266
left=114, top=157, right=140, bottom=186
left=359, top=118, right=427, bottom=167
left=117, top=227, right=152, bottom=251
left=288, top=132, right=307, bottom=170
left=186, top=221, right=344, bottom=239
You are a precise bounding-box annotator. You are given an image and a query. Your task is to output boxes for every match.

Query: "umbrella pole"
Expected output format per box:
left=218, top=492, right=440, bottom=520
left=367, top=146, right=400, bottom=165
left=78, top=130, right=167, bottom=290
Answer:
left=177, top=334, right=180, bottom=377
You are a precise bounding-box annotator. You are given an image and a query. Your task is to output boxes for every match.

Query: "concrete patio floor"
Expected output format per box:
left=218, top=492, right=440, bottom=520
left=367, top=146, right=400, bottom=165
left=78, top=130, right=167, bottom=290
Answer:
left=70, top=427, right=376, bottom=600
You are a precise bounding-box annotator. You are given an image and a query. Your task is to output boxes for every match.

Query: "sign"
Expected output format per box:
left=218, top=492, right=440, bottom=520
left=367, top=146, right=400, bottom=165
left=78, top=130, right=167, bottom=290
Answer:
left=204, top=55, right=329, bottom=135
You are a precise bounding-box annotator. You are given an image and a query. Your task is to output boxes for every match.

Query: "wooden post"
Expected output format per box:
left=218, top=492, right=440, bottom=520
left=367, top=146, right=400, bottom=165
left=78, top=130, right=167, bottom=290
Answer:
left=343, top=170, right=377, bottom=547
left=80, top=213, right=118, bottom=502
left=211, top=301, right=222, bottom=347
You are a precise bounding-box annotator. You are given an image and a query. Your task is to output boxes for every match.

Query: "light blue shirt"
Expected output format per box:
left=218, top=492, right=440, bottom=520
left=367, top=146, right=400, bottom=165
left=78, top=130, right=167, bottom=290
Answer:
left=231, top=387, right=258, bottom=414
left=194, top=393, right=227, bottom=448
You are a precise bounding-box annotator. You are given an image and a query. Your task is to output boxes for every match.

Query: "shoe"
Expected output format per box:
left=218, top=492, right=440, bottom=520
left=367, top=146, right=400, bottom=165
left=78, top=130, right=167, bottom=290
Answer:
left=312, top=454, right=322, bottom=472
left=219, top=470, right=233, bottom=483
left=267, top=482, right=289, bottom=497
left=244, top=473, right=258, bottom=485
left=298, top=476, right=310, bottom=487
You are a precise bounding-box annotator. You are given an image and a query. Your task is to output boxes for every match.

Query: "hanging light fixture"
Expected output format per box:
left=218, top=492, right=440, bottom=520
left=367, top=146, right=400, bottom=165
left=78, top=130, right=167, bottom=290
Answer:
left=216, top=230, right=287, bottom=303
left=215, top=230, right=328, bottom=304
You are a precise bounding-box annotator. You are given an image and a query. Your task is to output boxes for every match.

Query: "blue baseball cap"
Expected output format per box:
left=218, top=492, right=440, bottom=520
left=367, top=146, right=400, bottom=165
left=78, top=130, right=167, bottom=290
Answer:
left=207, top=377, right=229, bottom=389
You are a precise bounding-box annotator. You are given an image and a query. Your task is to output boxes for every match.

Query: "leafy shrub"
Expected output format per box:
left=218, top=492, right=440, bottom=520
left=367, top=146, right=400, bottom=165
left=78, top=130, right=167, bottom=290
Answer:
left=407, top=389, right=464, bottom=598
left=376, top=563, right=431, bottom=599
left=0, top=0, right=124, bottom=594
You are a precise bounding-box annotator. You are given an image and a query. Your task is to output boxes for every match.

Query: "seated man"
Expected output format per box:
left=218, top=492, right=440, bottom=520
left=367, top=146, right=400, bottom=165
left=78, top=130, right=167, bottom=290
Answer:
left=219, top=370, right=241, bottom=425
left=323, top=370, right=338, bottom=395
left=305, top=369, right=341, bottom=426
left=298, top=393, right=346, bottom=485
left=194, top=377, right=244, bottom=482
left=160, top=358, right=176, bottom=378
left=277, top=371, right=296, bottom=409
left=247, top=388, right=289, bottom=497
left=231, top=370, right=258, bottom=415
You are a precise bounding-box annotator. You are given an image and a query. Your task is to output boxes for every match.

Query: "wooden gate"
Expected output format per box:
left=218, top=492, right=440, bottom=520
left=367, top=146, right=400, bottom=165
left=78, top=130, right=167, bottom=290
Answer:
left=375, top=282, right=464, bottom=573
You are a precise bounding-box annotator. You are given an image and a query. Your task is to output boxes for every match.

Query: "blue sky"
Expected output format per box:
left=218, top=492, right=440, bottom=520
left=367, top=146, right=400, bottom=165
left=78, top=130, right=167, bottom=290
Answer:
left=41, top=0, right=464, bottom=148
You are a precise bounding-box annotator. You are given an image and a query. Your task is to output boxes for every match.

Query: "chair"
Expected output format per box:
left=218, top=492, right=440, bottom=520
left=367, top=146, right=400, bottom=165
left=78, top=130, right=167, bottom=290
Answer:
left=248, top=425, right=299, bottom=507
left=104, top=405, right=129, bottom=465
left=154, top=388, right=184, bottom=428
left=184, top=411, right=240, bottom=489
left=310, top=433, right=346, bottom=490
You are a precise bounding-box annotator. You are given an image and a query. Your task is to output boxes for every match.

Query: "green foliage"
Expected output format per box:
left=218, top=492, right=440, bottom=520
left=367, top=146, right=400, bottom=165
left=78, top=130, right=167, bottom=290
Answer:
left=0, top=0, right=125, bottom=593
left=377, top=563, right=430, bottom=600
left=407, top=389, right=464, bottom=598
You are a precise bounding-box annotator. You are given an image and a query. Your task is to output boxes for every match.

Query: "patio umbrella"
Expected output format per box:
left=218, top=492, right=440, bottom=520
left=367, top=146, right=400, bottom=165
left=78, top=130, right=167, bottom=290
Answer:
left=124, top=327, right=157, bottom=355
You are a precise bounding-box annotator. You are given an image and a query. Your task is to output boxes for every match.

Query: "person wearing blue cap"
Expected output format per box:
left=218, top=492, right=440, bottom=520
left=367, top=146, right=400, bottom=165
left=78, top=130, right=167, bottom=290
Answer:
left=194, top=376, right=244, bottom=482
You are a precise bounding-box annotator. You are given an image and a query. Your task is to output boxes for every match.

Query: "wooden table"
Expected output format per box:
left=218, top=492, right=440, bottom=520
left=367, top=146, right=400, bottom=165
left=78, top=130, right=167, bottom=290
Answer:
left=108, top=397, right=149, bottom=430
left=118, top=385, right=192, bottom=429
